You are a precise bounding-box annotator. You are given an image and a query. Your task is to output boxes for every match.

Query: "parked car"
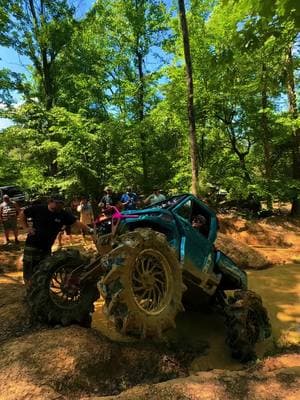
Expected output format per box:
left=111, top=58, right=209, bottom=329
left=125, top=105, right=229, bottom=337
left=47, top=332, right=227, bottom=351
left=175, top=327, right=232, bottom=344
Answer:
left=0, top=186, right=26, bottom=206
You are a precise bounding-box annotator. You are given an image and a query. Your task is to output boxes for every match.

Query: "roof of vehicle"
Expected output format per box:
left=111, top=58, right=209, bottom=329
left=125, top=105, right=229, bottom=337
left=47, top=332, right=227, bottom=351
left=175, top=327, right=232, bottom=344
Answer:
left=142, top=194, right=190, bottom=210
left=122, top=193, right=218, bottom=243
left=0, top=185, right=22, bottom=190
left=125, top=193, right=215, bottom=218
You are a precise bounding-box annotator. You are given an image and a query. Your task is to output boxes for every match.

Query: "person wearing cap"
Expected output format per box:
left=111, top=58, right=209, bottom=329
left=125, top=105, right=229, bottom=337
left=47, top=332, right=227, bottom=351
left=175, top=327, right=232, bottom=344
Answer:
left=0, top=194, right=20, bottom=245
left=144, top=188, right=166, bottom=205
left=20, top=194, right=93, bottom=284
left=121, top=186, right=138, bottom=210
left=98, top=186, right=117, bottom=210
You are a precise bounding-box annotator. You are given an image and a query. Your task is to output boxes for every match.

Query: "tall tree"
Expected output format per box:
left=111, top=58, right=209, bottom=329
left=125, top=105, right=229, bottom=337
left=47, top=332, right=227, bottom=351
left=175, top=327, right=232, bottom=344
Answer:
left=286, top=44, right=300, bottom=215
left=2, top=0, right=76, bottom=109
left=178, top=0, right=199, bottom=195
left=90, top=0, right=169, bottom=190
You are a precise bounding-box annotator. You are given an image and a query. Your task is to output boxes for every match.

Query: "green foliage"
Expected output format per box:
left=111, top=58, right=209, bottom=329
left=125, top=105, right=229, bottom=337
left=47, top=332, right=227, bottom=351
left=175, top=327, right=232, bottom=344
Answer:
left=222, top=0, right=300, bottom=28
left=0, top=0, right=298, bottom=207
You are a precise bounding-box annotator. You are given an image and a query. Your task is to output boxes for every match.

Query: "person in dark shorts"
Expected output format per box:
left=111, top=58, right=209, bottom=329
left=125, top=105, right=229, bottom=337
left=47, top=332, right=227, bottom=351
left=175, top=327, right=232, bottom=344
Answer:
left=20, top=194, right=93, bottom=284
left=57, top=203, right=76, bottom=247
left=0, top=194, right=20, bottom=244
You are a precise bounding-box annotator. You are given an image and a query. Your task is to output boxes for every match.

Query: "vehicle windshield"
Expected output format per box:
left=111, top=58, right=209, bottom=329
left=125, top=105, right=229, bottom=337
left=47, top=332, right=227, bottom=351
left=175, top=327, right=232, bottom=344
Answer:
left=142, top=194, right=188, bottom=210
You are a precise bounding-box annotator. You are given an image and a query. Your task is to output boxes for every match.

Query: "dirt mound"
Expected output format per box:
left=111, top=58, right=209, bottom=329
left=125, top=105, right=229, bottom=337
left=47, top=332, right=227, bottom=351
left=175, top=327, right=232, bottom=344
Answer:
left=0, top=272, right=204, bottom=400
left=216, top=233, right=271, bottom=269
left=0, top=243, right=23, bottom=273
left=0, top=325, right=192, bottom=400
left=218, top=215, right=300, bottom=265
left=218, top=216, right=294, bottom=247
left=87, top=354, right=300, bottom=400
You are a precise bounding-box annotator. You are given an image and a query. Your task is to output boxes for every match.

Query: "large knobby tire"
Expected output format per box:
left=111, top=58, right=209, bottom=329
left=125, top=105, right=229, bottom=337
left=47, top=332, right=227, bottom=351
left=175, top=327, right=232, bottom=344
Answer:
left=225, top=290, right=271, bottom=362
left=27, top=249, right=100, bottom=327
left=94, top=233, right=113, bottom=256
left=100, top=228, right=185, bottom=338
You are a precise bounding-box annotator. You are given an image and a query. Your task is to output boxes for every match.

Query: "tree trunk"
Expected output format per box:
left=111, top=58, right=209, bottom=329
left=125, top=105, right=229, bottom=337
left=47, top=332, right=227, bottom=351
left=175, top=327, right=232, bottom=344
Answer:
left=226, top=124, right=252, bottom=184
left=239, top=154, right=252, bottom=184
left=286, top=46, right=300, bottom=216
left=178, top=0, right=199, bottom=195
left=136, top=48, right=148, bottom=190
left=261, top=63, right=272, bottom=209
left=42, top=51, right=54, bottom=110
left=29, top=0, right=54, bottom=110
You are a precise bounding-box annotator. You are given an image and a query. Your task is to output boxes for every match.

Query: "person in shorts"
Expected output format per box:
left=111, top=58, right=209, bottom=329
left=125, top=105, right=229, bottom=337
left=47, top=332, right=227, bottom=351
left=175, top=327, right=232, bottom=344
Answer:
left=77, top=197, right=94, bottom=238
left=0, top=194, right=20, bottom=244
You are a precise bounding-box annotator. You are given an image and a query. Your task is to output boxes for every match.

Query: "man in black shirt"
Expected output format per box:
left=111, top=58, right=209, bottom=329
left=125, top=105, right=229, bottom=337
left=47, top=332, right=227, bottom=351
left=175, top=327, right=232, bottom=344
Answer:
left=20, top=195, right=93, bottom=284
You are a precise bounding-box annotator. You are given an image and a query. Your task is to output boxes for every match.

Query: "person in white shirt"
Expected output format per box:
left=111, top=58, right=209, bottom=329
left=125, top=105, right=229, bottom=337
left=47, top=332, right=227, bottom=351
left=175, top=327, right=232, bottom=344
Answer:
left=77, top=197, right=94, bottom=237
left=144, top=188, right=166, bottom=205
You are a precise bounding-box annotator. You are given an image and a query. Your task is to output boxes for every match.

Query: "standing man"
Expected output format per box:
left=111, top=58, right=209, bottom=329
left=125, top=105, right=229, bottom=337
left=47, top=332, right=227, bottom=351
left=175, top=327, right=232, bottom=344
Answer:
left=121, top=187, right=138, bottom=210
left=144, top=188, right=166, bottom=205
left=20, top=194, right=93, bottom=284
left=77, top=197, right=94, bottom=238
left=98, top=186, right=116, bottom=209
left=0, top=194, right=20, bottom=245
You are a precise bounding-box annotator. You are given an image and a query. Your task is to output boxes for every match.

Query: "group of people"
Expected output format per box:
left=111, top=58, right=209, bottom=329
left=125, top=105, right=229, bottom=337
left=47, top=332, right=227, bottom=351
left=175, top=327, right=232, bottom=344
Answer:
left=0, top=186, right=167, bottom=285
left=98, top=186, right=166, bottom=210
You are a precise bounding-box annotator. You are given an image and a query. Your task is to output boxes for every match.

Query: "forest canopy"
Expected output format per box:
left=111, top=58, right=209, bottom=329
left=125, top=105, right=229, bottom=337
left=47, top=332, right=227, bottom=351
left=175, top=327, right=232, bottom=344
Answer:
left=0, top=0, right=299, bottom=213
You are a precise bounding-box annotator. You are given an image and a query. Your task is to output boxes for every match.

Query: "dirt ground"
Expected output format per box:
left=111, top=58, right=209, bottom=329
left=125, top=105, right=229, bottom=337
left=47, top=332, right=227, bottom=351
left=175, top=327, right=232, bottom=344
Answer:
left=0, top=216, right=299, bottom=400
left=218, top=214, right=300, bottom=266
left=86, top=354, right=300, bottom=400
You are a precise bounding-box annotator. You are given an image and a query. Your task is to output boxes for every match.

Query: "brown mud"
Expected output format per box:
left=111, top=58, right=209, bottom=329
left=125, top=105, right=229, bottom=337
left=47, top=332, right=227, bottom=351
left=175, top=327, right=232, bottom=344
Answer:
left=218, top=215, right=300, bottom=266
left=86, top=354, right=300, bottom=400
left=0, top=217, right=299, bottom=399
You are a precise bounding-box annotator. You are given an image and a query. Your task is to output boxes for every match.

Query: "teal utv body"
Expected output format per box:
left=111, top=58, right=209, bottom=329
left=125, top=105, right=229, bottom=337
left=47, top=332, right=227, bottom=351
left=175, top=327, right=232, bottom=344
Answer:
left=28, top=194, right=271, bottom=362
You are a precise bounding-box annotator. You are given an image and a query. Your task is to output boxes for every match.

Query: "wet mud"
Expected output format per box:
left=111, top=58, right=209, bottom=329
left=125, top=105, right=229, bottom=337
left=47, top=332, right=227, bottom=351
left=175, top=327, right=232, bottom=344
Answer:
left=92, top=264, right=300, bottom=372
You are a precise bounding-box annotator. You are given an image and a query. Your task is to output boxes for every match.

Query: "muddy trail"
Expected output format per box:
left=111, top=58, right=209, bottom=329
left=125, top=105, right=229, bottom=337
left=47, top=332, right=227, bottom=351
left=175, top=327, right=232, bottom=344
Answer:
left=0, top=216, right=299, bottom=399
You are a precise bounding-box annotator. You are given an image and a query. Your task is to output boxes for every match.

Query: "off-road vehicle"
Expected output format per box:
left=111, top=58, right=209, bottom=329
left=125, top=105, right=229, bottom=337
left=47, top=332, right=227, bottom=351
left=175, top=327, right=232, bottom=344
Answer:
left=28, top=194, right=271, bottom=361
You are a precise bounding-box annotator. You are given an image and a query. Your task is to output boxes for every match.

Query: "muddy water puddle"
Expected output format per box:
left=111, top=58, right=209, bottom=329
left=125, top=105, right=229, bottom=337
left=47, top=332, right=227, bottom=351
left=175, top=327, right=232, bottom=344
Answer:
left=92, top=264, right=300, bottom=372
left=248, top=264, right=300, bottom=347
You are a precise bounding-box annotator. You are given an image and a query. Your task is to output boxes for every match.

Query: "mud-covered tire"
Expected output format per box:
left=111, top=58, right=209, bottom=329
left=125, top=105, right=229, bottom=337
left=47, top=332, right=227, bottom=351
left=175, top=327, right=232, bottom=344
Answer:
left=225, top=290, right=271, bottom=362
left=94, top=233, right=113, bottom=256
left=100, top=228, right=185, bottom=338
left=27, top=249, right=100, bottom=327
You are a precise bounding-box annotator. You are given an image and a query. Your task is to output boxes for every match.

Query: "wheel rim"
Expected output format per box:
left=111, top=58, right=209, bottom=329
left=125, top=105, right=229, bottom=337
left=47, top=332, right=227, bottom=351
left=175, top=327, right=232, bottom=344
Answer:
left=49, top=266, right=81, bottom=309
left=131, top=249, right=171, bottom=315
